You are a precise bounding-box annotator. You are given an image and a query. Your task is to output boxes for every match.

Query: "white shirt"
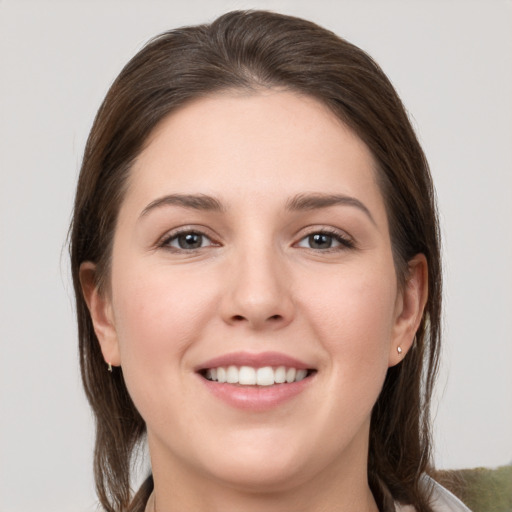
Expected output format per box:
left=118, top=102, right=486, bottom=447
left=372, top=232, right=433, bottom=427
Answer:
left=395, top=476, right=472, bottom=512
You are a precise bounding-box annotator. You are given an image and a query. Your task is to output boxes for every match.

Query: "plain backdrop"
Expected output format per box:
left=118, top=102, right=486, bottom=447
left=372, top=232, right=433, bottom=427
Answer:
left=1, top=1, right=511, bottom=511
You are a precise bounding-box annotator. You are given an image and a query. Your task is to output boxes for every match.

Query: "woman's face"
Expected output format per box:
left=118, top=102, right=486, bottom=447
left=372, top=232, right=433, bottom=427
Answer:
left=85, top=91, right=424, bottom=495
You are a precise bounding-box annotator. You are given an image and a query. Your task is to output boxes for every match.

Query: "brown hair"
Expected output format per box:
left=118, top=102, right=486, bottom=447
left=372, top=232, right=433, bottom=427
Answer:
left=70, top=10, right=441, bottom=512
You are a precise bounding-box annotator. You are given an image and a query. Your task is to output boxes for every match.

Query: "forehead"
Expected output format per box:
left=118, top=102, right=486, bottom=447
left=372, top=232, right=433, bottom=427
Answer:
left=125, top=90, right=383, bottom=214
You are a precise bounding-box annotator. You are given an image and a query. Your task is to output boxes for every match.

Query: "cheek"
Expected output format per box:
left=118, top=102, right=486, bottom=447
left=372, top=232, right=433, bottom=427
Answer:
left=110, top=261, right=217, bottom=375
left=108, top=260, right=222, bottom=426
left=299, top=265, right=397, bottom=376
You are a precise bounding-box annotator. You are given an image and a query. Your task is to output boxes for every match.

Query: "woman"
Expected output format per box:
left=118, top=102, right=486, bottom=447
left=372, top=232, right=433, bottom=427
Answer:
left=70, top=10, right=471, bottom=512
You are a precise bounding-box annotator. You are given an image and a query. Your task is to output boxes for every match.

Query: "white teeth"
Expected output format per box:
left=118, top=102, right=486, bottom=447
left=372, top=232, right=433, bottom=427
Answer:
left=256, top=366, right=274, bottom=386
left=295, top=369, right=308, bottom=382
left=203, top=365, right=311, bottom=385
left=226, top=365, right=238, bottom=384
left=285, top=367, right=296, bottom=383
left=239, top=366, right=256, bottom=385
left=217, top=367, right=227, bottom=383
left=274, top=366, right=286, bottom=384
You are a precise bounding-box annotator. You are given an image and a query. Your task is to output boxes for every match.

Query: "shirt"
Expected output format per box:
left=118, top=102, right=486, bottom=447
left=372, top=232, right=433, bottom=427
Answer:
left=395, top=476, right=472, bottom=512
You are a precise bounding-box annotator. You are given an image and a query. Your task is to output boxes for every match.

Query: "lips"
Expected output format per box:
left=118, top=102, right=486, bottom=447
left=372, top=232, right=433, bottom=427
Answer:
left=196, top=351, right=316, bottom=410
left=196, top=351, right=313, bottom=372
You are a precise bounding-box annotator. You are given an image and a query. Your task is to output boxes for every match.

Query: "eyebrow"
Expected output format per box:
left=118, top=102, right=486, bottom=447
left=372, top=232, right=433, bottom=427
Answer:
left=140, top=194, right=224, bottom=218
left=139, top=192, right=375, bottom=224
left=286, top=193, right=376, bottom=225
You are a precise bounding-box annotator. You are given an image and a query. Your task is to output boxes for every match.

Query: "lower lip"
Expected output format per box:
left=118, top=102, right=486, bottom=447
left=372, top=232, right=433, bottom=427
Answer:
left=199, top=375, right=314, bottom=411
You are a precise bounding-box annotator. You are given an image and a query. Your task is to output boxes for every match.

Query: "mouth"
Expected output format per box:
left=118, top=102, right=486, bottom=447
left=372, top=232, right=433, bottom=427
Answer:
left=199, top=365, right=317, bottom=386
left=195, top=351, right=317, bottom=410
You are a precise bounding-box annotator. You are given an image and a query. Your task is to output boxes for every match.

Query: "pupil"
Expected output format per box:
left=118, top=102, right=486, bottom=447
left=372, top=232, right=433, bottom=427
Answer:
left=310, top=233, right=332, bottom=249
left=179, top=233, right=202, bottom=249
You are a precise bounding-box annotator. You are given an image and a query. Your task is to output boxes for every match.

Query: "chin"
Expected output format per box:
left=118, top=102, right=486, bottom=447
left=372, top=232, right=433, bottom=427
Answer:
left=205, top=454, right=311, bottom=493
left=190, top=431, right=326, bottom=493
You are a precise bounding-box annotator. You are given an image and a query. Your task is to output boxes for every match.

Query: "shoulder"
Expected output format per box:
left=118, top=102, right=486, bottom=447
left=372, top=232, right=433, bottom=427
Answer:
left=395, top=475, right=472, bottom=512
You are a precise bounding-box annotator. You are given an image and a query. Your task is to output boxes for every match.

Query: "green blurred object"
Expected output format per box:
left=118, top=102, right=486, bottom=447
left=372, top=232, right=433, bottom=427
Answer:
left=432, top=465, right=512, bottom=512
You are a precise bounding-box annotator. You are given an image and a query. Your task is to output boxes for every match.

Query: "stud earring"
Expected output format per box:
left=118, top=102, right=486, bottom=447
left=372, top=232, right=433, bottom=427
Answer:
left=107, top=362, right=113, bottom=372
left=397, top=346, right=403, bottom=355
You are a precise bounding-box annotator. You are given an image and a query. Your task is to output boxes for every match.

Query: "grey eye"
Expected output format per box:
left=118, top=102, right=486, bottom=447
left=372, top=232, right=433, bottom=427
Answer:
left=167, top=232, right=212, bottom=250
left=307, top=233, right=334, bottom=249
left=297, top=233, right=343, bottom=250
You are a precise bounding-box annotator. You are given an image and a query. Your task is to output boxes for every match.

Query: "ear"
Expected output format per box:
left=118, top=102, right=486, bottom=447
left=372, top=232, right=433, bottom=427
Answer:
left=79, top=262, right=121, bottom=367
left=389, top=254, right=428, bottom=367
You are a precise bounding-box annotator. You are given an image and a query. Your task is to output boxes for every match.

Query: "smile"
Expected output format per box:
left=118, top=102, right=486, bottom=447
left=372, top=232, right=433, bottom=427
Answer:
left=196, top=352, right=317, bottom=410
left=202, top=366, right=312, bottom=386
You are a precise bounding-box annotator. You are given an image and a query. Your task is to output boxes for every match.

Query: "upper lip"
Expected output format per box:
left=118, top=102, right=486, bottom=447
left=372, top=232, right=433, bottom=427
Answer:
left=195, top=351, right=314, bottom=372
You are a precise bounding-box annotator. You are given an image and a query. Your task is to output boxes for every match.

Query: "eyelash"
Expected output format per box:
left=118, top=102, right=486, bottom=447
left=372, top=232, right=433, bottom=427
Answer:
left=295, top=228, right=355, bottom=252
left=158, top=228, right=217, bottom=252
left=158, top=227, right=355, bottom=252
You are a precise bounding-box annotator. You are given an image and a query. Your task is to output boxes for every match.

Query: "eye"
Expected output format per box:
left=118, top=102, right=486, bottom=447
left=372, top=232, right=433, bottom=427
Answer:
left=296, top=231, right=354, bottom=250
left=162, top=230, right=214, bottom=250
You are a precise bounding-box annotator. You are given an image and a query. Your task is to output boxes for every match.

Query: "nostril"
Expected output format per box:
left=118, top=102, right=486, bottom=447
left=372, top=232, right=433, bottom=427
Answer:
left=230, top=314, right=282, bottom=323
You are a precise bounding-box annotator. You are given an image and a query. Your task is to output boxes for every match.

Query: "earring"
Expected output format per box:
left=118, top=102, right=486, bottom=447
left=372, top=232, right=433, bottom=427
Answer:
left=107, top=362, right=113, bottom=372
left=397, top=346, right=403, bottom=355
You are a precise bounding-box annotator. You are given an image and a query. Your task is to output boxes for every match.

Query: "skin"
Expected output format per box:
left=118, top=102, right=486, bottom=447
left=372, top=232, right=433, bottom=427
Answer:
left=81, top=90, right=427, bottom=512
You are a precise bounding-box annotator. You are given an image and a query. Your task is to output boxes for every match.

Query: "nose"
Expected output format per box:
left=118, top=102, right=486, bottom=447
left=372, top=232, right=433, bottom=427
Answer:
left=219, top=243, right=295, bottom=330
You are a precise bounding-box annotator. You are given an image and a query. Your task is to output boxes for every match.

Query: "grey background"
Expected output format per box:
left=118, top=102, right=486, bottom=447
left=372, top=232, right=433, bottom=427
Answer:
left=1, top=1, right=511, bottom=511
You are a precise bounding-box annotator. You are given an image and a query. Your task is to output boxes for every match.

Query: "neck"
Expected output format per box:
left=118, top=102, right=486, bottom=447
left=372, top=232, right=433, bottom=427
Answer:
left=150, top=486, right=378, bottom=512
